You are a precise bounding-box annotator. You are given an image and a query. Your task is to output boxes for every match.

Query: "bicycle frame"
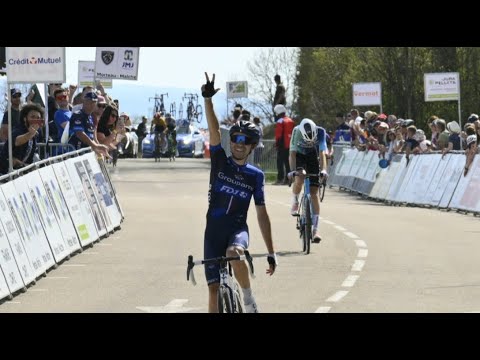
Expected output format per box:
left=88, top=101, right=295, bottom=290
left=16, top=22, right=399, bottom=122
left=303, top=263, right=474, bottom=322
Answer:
left=187, top=251, right=255, bottom=313
left=291, top=169, right=318, bottom=255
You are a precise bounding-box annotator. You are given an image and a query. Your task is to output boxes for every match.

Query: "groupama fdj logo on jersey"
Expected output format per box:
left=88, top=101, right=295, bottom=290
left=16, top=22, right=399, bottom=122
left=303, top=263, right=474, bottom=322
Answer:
left=8, top=56, right=62, bottom=65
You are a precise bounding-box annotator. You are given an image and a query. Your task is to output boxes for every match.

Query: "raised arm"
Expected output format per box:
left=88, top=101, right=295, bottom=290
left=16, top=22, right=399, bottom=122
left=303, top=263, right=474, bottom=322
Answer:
left=201, top=72, right=221, bottom=146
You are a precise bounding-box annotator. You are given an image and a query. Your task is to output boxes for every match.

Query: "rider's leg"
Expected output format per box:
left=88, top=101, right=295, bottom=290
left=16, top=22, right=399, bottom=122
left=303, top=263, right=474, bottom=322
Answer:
left=227, top=230, right=258, bottom=312
left=310, top=185, right=322, bottom=242
left=208, top=283, right=220, bottom=313
left=291, top=174, right=304, bottom=215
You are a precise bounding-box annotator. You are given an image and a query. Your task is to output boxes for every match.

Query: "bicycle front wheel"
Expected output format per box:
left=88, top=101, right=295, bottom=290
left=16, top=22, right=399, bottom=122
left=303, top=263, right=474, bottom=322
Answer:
left=218, top=286, right=233, bottom=313
left=195, top=104, right=203, bottom=123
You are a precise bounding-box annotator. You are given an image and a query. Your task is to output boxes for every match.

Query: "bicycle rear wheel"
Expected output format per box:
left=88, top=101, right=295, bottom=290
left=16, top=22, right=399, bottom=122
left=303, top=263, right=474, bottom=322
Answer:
left=178, top=103, right=183, bottom=119
left=303, top=197, right=312, bottom=255
left=195, top=104, right=203, bottom=123
left=218, top=286, right=233, bottom=313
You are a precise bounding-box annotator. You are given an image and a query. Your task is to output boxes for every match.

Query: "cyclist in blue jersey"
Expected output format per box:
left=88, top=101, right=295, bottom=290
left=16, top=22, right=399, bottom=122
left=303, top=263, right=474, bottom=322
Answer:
left=201, top=72, right=277, bottom=313
left=287, top=118, right=328, bottom=243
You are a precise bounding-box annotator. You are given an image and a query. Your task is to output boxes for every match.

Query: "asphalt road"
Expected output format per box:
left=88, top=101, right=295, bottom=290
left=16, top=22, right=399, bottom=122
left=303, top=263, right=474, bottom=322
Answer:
left=1, top=157, right=480, bottom=313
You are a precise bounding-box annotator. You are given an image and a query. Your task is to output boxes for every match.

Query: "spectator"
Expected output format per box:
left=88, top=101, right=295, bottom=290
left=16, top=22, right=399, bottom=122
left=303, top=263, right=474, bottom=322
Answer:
left=253, top=117, right=264, bottom=168
left=333, top=112, right=351, bottom=143
left=274, top=104, right=294, bottom=185
left=68, top=91, right=110, bottom=158
left=464, top=125, right=477, bottom=176
left=53, top=88, right=72, bottom=155
left=273, top=74, right=286, bottom=108
left=1, top=88, right=22, bottom=141
left=434, top=119, right=449, bottom=150
left=0, top=103, right=45, bottom=174
left=442, top=121, right=461, bottom=158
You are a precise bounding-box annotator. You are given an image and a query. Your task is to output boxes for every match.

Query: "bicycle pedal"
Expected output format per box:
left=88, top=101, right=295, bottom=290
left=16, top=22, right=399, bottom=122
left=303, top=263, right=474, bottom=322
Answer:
left=292, top=213, right=300, bottom=217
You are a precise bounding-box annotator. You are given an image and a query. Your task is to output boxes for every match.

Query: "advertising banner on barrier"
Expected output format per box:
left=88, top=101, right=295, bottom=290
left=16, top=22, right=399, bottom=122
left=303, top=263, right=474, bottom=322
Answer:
left=81, top=157, right=113, bottom=232
left=0, top=197, right=25, bottom=294
left=98, top=159, right=124, bottom=218
left=23, top=171, right=70, bottom=263
left=0, top=220, right=24, bottom=295
left=0, top=190, right=35, bottom=286
left=407, top=155, right=441, bottom=204
left=84, top=153, right=122, bottom=228
left=64, top=158, right=107, bottom=237
left=52, top=162, right=98, bottom=246
left=0, top=264, right=11, bottom=301
left=438, top=155, right=464, bottom=208
left=449, top=156, right=480, bottom=211
left=424, top=154, right=453, bottom=206
left=1, top=181, right=50, bottom=277
left=11, top=177, right=56, bottom=271
left=38, top=166, right=81, bottom=254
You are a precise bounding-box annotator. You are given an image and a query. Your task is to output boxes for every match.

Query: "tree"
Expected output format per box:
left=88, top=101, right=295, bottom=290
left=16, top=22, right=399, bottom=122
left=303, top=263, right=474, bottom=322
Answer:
left=246, top=47, right=299, bottom=123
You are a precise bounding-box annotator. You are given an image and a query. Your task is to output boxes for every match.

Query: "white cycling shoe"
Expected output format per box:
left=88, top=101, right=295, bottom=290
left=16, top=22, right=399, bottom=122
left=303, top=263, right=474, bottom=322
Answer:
left=290, top=202, right=299, bottom=216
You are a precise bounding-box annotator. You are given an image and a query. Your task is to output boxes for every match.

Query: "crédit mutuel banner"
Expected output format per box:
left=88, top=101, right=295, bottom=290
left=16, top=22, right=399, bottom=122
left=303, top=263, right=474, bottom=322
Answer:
left=94, top=47, right=139, bottom=80
left=5, top=47, right=66, bottom=83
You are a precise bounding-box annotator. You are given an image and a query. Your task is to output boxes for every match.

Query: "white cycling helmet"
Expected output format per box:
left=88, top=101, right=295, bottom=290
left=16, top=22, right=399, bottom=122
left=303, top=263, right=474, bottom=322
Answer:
left=274, top=104, right=287, bottom=115
left=299, top=118, right=318, bottom=143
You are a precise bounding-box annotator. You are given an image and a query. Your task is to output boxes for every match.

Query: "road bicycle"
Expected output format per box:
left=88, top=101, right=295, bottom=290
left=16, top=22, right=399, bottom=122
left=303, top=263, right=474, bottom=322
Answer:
left=187, top=251, right=255, bottom=313
left=182, top=93, right=203, bottom=123
left=154, top=131, right=167, bottom=162
left=289, top=168, right=323, bottom=255
left=170, top=102, right=176, bottom=118
left=149, top=93, right=168, bottom=117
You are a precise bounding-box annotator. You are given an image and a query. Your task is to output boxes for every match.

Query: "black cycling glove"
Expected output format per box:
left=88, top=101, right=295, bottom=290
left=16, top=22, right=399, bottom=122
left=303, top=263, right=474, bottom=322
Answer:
left=267, top=253, right=278, bottom=271
left=201, top=73, right=220, bottom=98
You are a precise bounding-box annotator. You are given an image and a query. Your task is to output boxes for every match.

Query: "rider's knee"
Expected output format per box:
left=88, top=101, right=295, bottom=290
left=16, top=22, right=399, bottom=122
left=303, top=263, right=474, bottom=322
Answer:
left=226, top=246, right=244, bottom=257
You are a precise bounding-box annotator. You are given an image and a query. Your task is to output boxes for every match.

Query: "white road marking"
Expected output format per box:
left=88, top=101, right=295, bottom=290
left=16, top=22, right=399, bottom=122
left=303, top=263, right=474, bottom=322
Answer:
left=96, top=243, right=112, bottom=246
left=326, top=290, right=349, bottom=302
left=315, top=306, right=331, bottom=313
left=322, top=220, right=335, bottom=225
left=136, top=299, right=201, bottom=313
left=352, top=260, right=365, bottom=272
left=45, top=276, right=69, bottom=279
left=341, top=275, right=360, bottom=287
left=82, top=252, right=99, bottom=255
left=357, top=249, right=368, bottom=258
left=344, top=231, right=358, bottom=239
left=4, top=301, right=21, bottom=304
left=29, top=288, right=48, bottom=292
left=354, top=240, right=367, bottom=248
left=63, top=264, right=86, bottom=267
left=334, top=225, right=346, bottom=231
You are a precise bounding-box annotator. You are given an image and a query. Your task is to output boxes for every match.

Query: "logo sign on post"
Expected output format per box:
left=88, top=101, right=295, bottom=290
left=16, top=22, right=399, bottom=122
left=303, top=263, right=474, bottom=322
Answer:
left=5, top=47, right=66, bottom=83
left=424, top=72, right=460, bottom=101
left=94, top=47, right=139, bottom=80
left=227, top=81, right=248, bottom=98
left=353, top=82, right=382, bottom=106
left=78, top=61, right=112, bottom=89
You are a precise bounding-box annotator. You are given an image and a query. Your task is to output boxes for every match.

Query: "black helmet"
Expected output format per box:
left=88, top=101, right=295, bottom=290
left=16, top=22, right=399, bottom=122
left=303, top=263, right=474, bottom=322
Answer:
left=229, top=120, right=260, bottom=144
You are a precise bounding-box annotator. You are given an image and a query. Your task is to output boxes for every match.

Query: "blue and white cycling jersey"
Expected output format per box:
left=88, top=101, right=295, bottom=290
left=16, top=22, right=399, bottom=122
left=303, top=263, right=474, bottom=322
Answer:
left=207, top=144, right=265, bottom=224
left=289, top=125, right=327, bottom=155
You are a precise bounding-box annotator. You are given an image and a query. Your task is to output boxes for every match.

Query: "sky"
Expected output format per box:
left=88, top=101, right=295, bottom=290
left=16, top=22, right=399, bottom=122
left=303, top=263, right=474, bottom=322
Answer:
left=66, top=47, right=266, bottom=91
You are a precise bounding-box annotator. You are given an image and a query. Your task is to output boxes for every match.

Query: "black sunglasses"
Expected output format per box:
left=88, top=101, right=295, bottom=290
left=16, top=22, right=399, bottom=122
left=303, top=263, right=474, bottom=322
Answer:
left=230, top=134, right=254, bottom=145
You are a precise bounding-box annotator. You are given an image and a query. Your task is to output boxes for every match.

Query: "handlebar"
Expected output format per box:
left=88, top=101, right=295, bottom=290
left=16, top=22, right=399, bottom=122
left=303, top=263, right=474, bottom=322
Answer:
left=288, top=168, right=325, bottom=187
left=187, top=250, right=255, bottom=286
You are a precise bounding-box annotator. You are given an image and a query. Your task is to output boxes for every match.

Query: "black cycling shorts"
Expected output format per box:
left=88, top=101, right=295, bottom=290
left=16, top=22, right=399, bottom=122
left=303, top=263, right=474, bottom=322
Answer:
left=296, top=152, right=320, bottom=187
